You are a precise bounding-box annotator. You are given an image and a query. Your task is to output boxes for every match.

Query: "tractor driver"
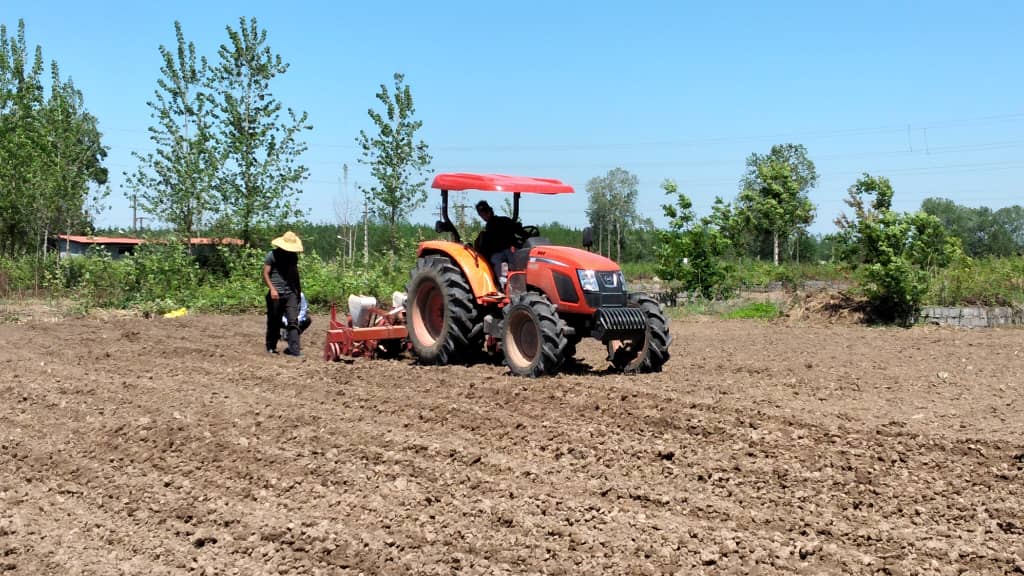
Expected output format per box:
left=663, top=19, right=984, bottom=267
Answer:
left=474, top=200, right=521, bottom=289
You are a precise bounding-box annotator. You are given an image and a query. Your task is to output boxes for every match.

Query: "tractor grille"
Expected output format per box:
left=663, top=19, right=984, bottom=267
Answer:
left=584, top=292, right=627, bottom=308
left=591, top=306, right=647, bottom=341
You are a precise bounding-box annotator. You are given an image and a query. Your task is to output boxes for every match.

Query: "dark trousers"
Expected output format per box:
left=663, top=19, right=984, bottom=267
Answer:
left=489, top=248, right=513, bottom=289
left=266, top=291, right=300, bottom=354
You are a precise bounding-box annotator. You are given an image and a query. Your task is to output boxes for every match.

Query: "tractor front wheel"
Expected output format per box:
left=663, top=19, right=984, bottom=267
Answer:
left=502, top=292, right=567, bottom=377
left=607, top=293, right=672, bottom=373
left=407, top=256, right=481, bottom=365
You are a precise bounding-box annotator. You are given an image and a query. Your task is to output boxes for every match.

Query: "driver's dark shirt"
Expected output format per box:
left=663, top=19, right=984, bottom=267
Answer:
left=480, top=216, right=520, bottom=256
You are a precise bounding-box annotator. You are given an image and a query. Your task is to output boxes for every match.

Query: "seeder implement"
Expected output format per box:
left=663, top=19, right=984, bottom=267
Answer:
left=322, top=296, right=409, bottom=361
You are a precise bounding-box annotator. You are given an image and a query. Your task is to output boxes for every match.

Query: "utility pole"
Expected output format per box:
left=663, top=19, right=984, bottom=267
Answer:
left=131, top=194, right=148, bottom=232
left=362, top=184, right=369, bottom=265
left=343, top=164, right=354, bottom=261
left=452, top=202, right=469, bottom=230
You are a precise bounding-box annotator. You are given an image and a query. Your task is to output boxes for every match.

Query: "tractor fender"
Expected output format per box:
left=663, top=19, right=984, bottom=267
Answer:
left=416, top=240, right=500, bottom=299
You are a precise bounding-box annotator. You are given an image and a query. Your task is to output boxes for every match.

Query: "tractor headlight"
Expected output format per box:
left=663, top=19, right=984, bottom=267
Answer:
left=577, top=269, right=599, bottom=292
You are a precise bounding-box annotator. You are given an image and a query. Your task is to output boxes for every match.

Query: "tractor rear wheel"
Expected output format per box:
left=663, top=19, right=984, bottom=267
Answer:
left=607, top=293, right=672, bottom=373
left=562, top=334, right=581, bottom=363
left=502, top=292, right=567, bottom=377
left=407, top=256, right=481, bottom=364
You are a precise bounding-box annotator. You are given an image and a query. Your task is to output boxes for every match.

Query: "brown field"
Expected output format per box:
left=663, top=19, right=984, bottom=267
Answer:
left=1, top=309, right=1023, bottom=575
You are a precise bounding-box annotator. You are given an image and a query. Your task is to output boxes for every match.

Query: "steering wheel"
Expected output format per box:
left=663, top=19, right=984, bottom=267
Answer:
left=520, top=225, right=540, bottom=239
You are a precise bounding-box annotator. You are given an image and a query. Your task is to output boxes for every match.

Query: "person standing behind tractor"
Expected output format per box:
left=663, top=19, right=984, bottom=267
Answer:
left=474, top=200, right=522, bottom=289
left=263, top=231, right=304, bottom=356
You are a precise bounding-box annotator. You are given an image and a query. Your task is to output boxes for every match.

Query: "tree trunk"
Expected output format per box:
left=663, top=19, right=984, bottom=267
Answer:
left=773, top=231, right=780, bottom=266
left=615, top=220, right=621, bottom=262
left=363, top=200, right=369, bottom=265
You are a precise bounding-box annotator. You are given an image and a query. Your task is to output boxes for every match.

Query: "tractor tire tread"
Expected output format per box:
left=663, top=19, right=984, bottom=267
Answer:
left=407, top=255, right=482, bottom=365
left=503, top=292, right=567, bottom=377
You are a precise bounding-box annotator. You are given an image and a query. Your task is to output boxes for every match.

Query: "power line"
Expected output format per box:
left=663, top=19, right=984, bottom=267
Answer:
left=99, top=110, right=1024, bottom=154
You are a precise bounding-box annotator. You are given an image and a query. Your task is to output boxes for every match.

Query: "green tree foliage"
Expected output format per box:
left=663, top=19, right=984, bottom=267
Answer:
left=656, top=180, right=733, bottom=299
left=736, top=143, right=818, bottom=265
left=36, top=64, right=109, bottom=243
left=585, top=167, right=641, bottom=261
left=834, top=172, right=895, bottom=263
left=0, top=20, right=108, bottom=259
left=837, top=173, right=964, bottom=324
left=125, top=21, right=217, bottom=238
left=356, top=72, right=432, bottom=252
left=211, top=16, right=311, bottom=244
left=921, top=197, right=1024, bottom=257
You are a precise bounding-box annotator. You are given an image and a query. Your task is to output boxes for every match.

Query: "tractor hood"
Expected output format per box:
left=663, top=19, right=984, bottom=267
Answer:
left=525, top=245, right=621, bottom=272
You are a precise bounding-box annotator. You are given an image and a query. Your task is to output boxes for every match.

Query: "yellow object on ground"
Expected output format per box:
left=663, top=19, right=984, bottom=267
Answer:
left=162, top=307, right=188, bottom=318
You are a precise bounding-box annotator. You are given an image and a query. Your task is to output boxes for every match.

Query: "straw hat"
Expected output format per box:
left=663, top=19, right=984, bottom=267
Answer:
left=271, top=231, right=304, bottom=253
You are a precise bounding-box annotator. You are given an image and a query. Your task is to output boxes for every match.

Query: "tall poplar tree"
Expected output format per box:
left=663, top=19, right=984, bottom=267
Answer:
left=125, top=21, right=215, bottom=238
left=585, top=167, right=639, bottom=260
left=356, top=72, right=432, bottom=253
left=211, top=16, right=310, bottom=245
left=0, top=20, right=107, bottom=256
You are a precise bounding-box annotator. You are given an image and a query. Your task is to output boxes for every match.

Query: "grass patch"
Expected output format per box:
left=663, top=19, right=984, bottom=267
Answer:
left=721, top=301, right=783, bottom=320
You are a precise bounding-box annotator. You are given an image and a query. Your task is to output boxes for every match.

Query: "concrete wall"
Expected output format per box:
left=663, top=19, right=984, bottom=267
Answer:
left=919, top=306, right=1024, bottom=328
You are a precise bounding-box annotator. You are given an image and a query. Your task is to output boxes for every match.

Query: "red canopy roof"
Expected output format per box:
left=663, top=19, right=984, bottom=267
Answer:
left=431, top=173, right=574, bottom=195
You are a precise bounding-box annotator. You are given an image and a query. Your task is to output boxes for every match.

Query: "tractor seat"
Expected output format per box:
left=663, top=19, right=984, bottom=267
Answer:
left=510, top=238, right=551, bottom=272
left=510, top=247, right=531, bottom=272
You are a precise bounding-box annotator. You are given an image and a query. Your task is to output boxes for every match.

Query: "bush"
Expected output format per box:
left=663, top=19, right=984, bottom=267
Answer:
left=127, top=241, right=201, bottom=305
left=0, top=254, right=54, bottom=296
left=927, top=256, right=1024, bottom=306
left=859, top=257, right=929, bottom=324
left=70, top=246, right=135, bottom=308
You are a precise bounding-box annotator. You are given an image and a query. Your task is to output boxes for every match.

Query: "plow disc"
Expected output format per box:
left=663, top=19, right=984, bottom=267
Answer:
left=323, top=302, right=409, bottom=361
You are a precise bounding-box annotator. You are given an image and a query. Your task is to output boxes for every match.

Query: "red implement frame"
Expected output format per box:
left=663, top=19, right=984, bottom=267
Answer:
left=323, top=303, right=409, bottom=361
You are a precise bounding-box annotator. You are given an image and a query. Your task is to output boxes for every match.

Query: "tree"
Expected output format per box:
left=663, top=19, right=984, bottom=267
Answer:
left=834, top=172, right=895, bottom=263
left=737, top=143, right=818, bottom=265
left=585, top=167, right=639, bottom=261
left=356, top=72, right=432, bottom=253
left=993, top=206, right=1024, bottom=255
left=0, top=20, right=46, bottom=255
left=125, top=21, right=216, bottom=238
left=921, top=197, right=1024, bottom=257
left=0, top=20, right=107, bottom=257
left=656, top=179, right=733, bottom=299
left=38, top=63, right=109, bottom=242
left=838, top=173, right=963, bottom=324
left=211, top=16, right=311, bottom=245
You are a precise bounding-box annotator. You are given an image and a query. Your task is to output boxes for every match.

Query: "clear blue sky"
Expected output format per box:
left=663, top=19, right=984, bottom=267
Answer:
left=9, top=1, right=1024, bottom=235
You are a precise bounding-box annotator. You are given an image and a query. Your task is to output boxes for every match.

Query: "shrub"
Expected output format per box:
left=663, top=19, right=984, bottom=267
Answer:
left=656, top=180, right=736, bottom=299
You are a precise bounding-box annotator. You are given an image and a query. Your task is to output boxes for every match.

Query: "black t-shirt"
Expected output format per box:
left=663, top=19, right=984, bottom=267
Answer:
left=265, top=249, right=301, bottom=295
left=480, top=216, right=521, bottom=256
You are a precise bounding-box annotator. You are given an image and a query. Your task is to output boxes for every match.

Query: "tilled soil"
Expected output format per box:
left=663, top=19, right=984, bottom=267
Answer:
left=1, top=312, right=1022, bottom=575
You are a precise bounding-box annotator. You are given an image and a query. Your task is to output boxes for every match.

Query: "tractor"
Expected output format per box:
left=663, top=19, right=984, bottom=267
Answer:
left=403, top=172, right=671, bottom=377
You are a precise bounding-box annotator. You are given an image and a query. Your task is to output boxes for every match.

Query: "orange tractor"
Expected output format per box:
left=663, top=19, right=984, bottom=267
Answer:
left=325, top=172, right=671, bottom=377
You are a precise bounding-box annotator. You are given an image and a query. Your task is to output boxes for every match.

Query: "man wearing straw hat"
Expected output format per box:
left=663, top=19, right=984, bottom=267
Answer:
left=263, top=231, right=304, bottom=356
